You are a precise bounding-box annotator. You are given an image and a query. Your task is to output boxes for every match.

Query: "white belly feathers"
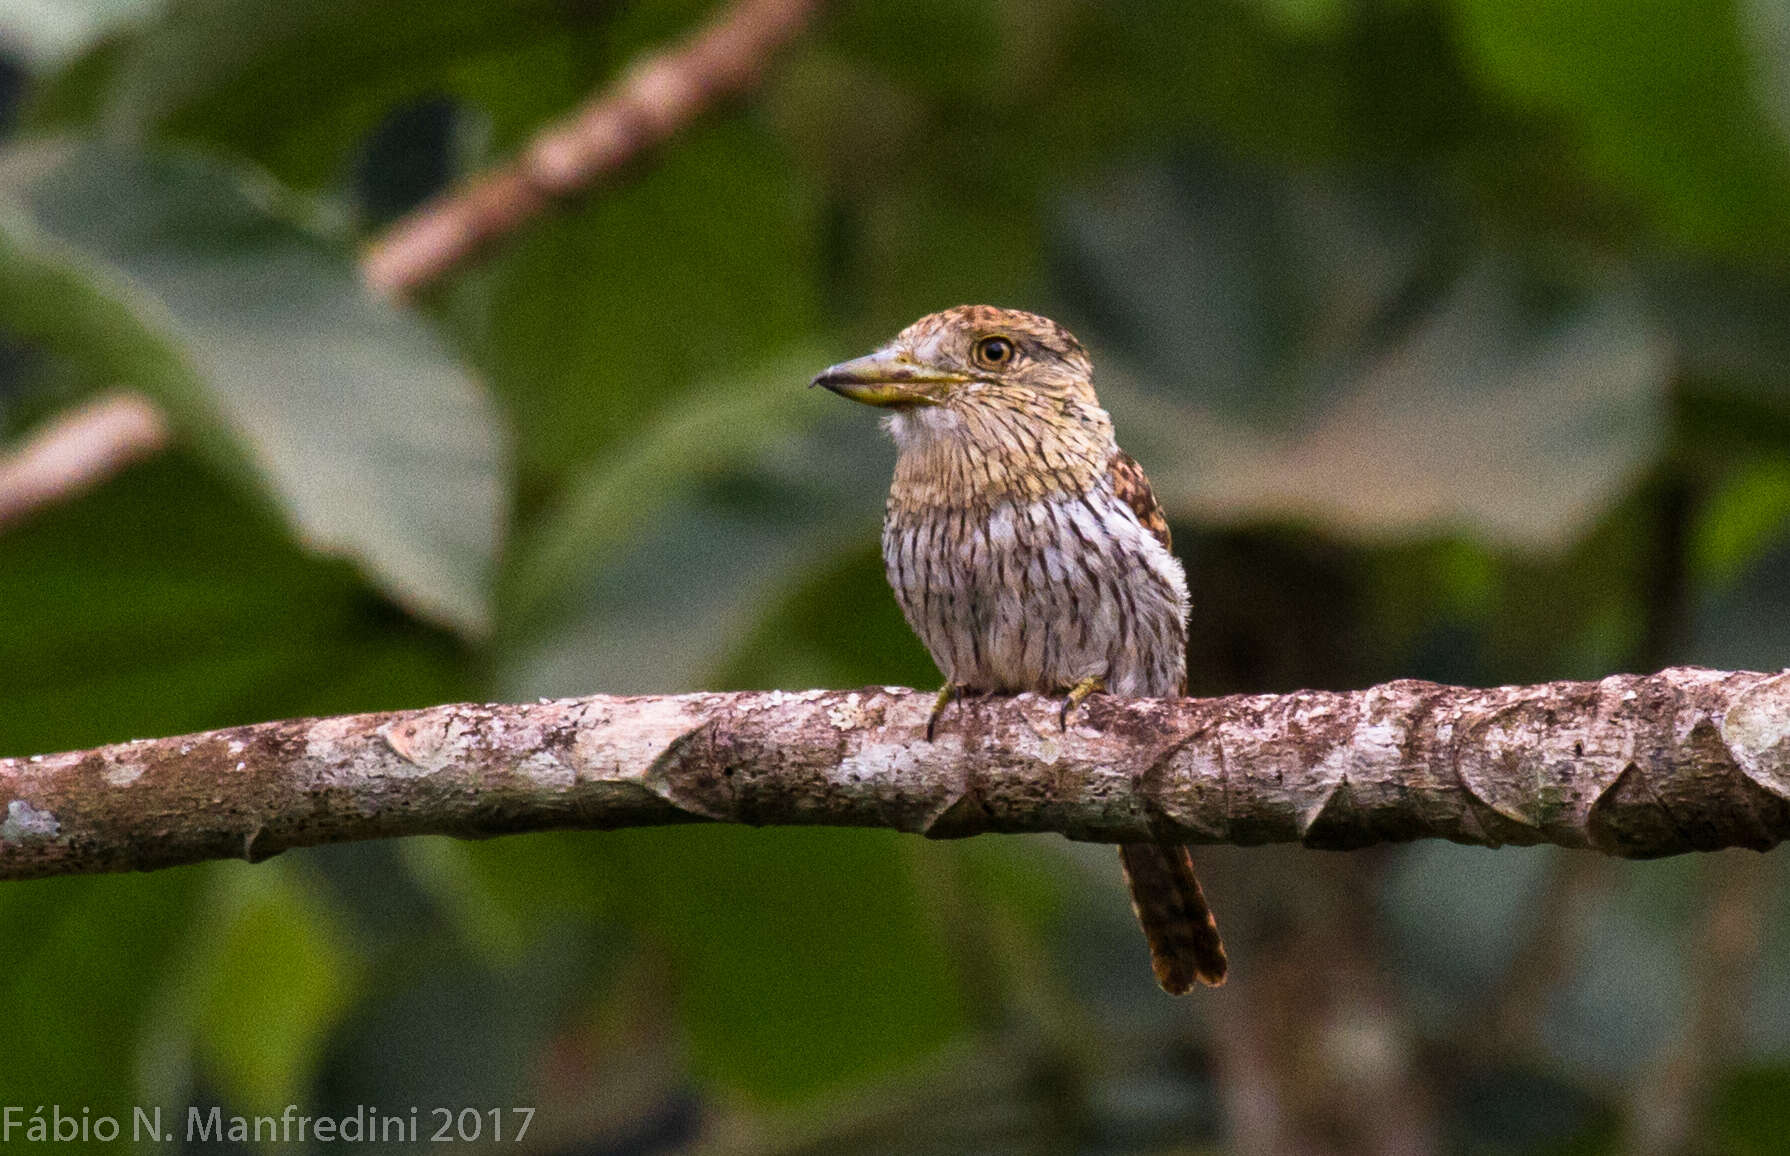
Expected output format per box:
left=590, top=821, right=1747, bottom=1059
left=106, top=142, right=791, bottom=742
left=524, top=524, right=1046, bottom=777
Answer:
left=883, top=485, right=1189, bottom=699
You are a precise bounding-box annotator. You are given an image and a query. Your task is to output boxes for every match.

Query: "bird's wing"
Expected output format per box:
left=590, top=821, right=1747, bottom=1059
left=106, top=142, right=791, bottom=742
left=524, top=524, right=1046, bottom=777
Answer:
left=1107, top=449, right=1172, bottom=553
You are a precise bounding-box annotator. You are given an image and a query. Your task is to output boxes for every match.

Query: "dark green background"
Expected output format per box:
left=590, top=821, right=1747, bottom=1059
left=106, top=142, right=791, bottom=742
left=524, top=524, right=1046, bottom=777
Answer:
left=2, top=0, right=1789, bottom=1151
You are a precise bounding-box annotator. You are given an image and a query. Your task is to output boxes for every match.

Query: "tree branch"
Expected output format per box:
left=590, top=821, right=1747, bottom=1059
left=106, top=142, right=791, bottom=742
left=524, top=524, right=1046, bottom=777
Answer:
left=0, top=390, right=169, bottom=531
left=4, top=668, right=1789, bottom=882
left=0, top=0, right=826, bottom=530
left=359, top=0, right=826, bottom=297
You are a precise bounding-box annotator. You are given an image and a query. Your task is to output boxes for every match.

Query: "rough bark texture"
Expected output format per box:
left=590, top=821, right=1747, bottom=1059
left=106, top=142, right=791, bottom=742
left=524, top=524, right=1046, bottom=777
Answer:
left=5, top=668, right=1790, bottom=882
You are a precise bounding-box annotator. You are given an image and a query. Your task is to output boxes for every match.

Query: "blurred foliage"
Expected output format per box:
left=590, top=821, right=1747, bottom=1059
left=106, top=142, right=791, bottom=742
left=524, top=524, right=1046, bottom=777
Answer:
left=1, top=0, right=1789, bottom=1152
left=187, top=863, right=366, bottom=1118
left=0, top=139, right=505, bottom=633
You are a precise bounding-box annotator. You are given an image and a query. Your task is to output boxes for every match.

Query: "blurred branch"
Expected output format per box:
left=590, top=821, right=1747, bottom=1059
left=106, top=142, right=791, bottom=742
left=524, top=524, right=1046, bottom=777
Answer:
left=0, top=390, right=168, bottom=530
left=1626, top=852, right=1772, bottom=1155
left=1465, top=852, right=1612, bottom=1057
left=0, top=0, right=825, bottom=531
left=360, top=0, right=826, bottom=297
left=694, top=1035, right=1086, bottom=1155
left=6, top=668, right=1790, bottom=881
left=1207, top=851, right=1437, bottom=1156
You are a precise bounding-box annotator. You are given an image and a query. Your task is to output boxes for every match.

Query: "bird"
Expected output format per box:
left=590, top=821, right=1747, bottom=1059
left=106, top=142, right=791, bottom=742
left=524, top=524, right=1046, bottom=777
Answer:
left=812, top=305, right=1227, bottom=993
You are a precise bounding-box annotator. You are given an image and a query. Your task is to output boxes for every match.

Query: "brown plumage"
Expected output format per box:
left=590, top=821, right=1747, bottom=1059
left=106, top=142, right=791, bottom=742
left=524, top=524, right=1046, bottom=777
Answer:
left=814, top=305, right=1227, bottom=992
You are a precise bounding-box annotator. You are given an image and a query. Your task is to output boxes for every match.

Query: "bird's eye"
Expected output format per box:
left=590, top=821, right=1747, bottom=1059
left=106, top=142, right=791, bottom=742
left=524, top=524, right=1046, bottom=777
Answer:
left=974, top=335, right=1015, bottom=369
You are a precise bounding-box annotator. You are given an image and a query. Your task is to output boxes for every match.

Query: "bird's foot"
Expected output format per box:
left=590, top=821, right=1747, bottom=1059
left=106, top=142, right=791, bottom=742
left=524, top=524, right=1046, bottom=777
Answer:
left=1058, top=676, right=1106, bottom=731
left=926, top=682, right=965, bottom=741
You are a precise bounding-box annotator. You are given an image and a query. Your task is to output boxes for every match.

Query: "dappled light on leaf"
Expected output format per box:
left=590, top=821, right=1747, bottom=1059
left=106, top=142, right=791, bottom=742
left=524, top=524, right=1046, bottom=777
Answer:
left=186, top=863, right=365, bottom=1119
left=1064, top=158, right=1668, bottom=548
left=0, top=139, right=507, bottom=633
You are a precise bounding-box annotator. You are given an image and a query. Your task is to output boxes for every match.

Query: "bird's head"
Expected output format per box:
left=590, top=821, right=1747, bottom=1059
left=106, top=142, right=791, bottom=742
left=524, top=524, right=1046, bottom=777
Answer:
left=811, top=306, right=1097, bottom=411
left=814, top=306, right=1114, bottom=502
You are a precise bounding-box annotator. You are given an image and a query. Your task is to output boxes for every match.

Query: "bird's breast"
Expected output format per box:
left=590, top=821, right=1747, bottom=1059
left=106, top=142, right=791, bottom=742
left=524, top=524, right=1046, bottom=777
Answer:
left=882, top=486, right=1188, bottom=697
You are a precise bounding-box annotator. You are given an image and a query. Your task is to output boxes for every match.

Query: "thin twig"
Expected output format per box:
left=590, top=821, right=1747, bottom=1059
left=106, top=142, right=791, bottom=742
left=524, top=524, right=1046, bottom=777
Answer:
left=1627, top=852, right=1772, bottom=1155
left=4, top=669, right=1790, bottom=882
left=360, top=0, right=826, bottom=297
left=0, top=391, right=169, bottom=530
left=0, top=0, right=826, bottom=529
left=1466, top=852, right=1613, bottom=1057
left=1206, top=849, right=1437, bottom=1156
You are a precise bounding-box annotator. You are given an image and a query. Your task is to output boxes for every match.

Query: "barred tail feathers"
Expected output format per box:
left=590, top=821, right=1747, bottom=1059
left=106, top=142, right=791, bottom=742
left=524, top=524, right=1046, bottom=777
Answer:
left=1118, top=843, right=1228, bottom=993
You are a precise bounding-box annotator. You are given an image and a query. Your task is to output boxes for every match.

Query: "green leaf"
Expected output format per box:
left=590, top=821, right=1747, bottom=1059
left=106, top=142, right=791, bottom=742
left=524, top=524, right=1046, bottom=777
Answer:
left=0, top=452, right=473, bottom=758
left=50, top=0, right=602, bottom=191
left=1114, top=262, right=1667, bottom=549
left=505, top=348, right=833, bottom=619
left=602, top=826, right=967, bottom=1103
left=498, top=344, right=899, bottom=697
left=0, top=868, right=208, bottom=1108
left=1255, top=0, right=1351, bottom=36
left=1693, top=459, right=1790, bottom=587
left=0, top=0, right=169, bottom=69
left=482, top=118, right=820, bottom=481
left=1647, top=262, right=1790, bottom=395
left=402, top=833, right=614, bottom=967
left=185, top=863, right=364, bottom=1118
left=1746, top=0, right=1790, bottom=159
left=1715, top=1066, right=1790, bottom=1156
left=502, top=485, right=866, bottom=698
left=1060, top=157, right=1448, bottom=423
left=443, top=824, right=973, bottom=1104
left=1062, top=158, right=1670, bottom=549
left=1451, top=0, right=1790, bottom=255
left=1691, top=524, right=1790, bottom=673
left=712, top=540, right=942, bottom=694
left=0, top=138, right=507, bottom=635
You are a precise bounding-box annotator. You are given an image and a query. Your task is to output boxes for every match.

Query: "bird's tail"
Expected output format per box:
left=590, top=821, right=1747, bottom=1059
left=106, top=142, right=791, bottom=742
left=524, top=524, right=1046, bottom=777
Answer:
left=1118, top=843, right=1228, bottom=993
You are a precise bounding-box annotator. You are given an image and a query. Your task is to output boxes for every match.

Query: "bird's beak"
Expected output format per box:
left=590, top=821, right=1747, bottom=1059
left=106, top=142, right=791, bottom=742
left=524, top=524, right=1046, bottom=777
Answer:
left=810, top=350, right=966, bottom=407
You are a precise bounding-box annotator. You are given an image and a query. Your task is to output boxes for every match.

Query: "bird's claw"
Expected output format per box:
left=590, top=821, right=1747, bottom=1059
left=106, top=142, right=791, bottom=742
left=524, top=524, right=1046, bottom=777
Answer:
left=1058, top=676, right=1106, bottom=731
left=926, top=683, right=963, bottom=741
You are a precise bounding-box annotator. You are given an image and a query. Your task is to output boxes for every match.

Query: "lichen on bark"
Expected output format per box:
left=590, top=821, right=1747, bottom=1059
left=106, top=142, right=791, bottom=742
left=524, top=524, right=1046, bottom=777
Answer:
left=2, top=667, right=1787, bottom=881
